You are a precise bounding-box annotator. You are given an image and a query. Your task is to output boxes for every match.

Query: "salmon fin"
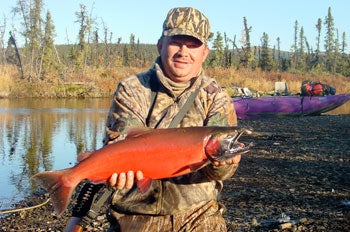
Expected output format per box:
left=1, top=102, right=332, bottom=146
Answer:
left=137, top=177, right=153, bottom=193
left=77, top=151, right=93, bottom=162
left=31, top=169, right=76, bottom=216
left=172, top=161, right=210, bottom=176
left=126, top=127, right=154, bottom=139
left=189, top=160, right=210, bottom=171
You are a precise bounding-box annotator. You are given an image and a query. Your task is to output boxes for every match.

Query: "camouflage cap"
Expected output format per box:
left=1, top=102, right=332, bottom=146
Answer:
left=162, top=7, right=211, bottom=44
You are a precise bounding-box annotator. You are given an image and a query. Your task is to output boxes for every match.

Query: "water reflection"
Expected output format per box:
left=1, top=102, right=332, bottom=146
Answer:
left=0, top=98, right=110, bottom=210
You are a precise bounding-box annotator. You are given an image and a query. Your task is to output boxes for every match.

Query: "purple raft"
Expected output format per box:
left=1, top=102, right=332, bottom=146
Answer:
left=233, top=94, right=350, bottom=119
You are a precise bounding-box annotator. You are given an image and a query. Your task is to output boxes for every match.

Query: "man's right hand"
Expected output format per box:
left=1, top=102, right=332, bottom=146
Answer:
left=108, top=170, right=144, bottom=190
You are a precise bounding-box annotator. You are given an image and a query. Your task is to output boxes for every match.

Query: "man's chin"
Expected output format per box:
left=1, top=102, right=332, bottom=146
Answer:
left=168, top=74, right=192, bottom=83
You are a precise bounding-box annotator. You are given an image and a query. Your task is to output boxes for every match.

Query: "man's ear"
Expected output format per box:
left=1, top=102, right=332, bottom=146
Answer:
left=157, top=38, right=163, bottom=54
left=202, top=46, right=210, bottom=62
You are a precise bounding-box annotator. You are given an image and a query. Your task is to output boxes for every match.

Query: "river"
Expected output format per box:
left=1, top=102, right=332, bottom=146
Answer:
left=0, top=98, right=349, bottom=211
left=0, top=98, right=111, bottom=211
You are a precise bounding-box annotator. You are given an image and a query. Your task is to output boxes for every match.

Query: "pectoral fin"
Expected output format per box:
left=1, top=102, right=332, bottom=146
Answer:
left=137, top=177, right=153, bottom=193
left=171, top=160, right=210, bottom=176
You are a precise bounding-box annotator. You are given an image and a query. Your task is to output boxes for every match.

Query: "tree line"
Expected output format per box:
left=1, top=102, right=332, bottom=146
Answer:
left=209, top=7, right=349, bottom=76
left=0, top=1, right=349, bottom=82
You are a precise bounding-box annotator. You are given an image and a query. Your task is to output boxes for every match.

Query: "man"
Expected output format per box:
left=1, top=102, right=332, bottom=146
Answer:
left=66, top=7, right=240, bottom=231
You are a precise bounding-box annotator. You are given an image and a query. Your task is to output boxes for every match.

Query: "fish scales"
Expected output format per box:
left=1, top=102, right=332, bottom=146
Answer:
left=70, top=127, right=209, bottom=182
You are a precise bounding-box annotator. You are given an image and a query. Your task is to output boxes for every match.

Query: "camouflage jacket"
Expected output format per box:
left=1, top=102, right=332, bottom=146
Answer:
left=104, top=57, right=238, bottom=216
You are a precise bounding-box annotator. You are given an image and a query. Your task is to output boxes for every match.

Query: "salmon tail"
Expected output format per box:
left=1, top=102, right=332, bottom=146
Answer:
left=31, top=169, right=76, bottom=216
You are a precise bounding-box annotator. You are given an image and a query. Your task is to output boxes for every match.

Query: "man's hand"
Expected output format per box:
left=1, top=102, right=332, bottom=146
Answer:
left=212, top=141, right=245, bottom=166
left=108, top=170, right=144, bottom=190
left=212, top=154, right=241, bottom=166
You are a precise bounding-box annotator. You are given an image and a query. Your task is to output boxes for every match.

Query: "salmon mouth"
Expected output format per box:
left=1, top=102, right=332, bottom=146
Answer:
left=214, top=129, right=254, bottom=162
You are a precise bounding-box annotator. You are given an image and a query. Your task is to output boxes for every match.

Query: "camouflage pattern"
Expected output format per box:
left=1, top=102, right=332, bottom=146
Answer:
left=104, top=57, right=237, bottom=231
left=162, top=7, right=212, bottom=44
left=107, top=200, right=227, bottom=232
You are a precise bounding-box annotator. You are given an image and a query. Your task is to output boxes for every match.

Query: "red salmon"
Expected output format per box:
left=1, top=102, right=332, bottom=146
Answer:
left=32, top=126, right=252, bottom=215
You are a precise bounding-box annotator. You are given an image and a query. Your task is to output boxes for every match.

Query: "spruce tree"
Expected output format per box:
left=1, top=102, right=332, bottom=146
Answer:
left=259, top=32, right=273, bottom=71
left=324, top=7, right=336, bottom=73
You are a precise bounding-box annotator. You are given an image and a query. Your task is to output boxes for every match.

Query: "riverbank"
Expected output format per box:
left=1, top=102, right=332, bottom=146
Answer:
left=1, top=114, right=349, bottom=231
left=1, top=64, right=350, bottom=98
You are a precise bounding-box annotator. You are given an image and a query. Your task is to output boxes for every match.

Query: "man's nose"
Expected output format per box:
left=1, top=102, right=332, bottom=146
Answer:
left=178, top=44, right=189, bottom=55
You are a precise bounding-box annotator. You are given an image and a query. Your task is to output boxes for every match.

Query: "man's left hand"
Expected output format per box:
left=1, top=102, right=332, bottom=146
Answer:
left=212, top=154, right=241, bottom=166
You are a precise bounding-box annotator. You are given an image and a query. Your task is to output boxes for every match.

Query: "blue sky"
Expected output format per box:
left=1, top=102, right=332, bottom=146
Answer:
left=2, top=0, right=350, bottom=52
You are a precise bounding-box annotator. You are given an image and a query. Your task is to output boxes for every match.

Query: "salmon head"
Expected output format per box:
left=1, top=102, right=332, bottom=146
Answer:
left=205, top=128, right=253, bottom=162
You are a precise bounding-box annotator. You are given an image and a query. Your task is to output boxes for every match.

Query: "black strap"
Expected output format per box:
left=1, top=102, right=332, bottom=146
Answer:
left=147, top=75, right=200, bottom=128
left=146, top=76, right=159, bottom=126
left=168, top=87, right=200, bottom=128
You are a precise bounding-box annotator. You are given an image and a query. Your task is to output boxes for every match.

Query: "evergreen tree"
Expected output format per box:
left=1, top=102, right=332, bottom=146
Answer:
left=297, top=26, right=307, bottom=71
left=315, top=18, right=322, bottom=56
left=40, top=10, right=58, bottom=77
left=276, top=37, right=289, bottom=71
left=333, top=29, right=340, bottom=74
left=324, top=7, right=336, bottom=73
left=210, top=31, right=224, bottom=67
left=341, top=32, right=347, bottom=54
left=276, top=37, right=281, bottom=69
left=129, top=33, right=136, bottom=66
left=101, top=21, right=113, bottom=68
left=311, top=18, right=323, bottom=70
left=259, top=32, right=273, bottom=71
left=338, top=32, right=350, bottom=76
left=14, top=0, right=44, bottom=80
left=91, top=29, right=101, bottom=68
left=122, top=44, right=131, bottom=66
left=240, top=17, right=254, bottom=68
left=73, top=4, right=90, bottom=70
left=223, top=32, right=232, bottom=68
left=290, top=20, right=299, bottom=70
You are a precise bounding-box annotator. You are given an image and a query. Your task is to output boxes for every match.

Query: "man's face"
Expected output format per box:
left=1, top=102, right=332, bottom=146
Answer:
left=157, top=35, right=210, bottom=83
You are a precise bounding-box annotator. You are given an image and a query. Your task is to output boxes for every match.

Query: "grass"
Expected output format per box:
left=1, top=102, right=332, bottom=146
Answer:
left=0, top=64, right=349, bottom=98
left=207, top=67, right=350, bottom=96
left=0, top=65, right=16, bottom=98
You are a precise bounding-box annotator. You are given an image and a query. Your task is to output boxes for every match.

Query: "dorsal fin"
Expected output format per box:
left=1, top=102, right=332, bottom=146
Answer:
left=126, top=127, right=154, bottom=139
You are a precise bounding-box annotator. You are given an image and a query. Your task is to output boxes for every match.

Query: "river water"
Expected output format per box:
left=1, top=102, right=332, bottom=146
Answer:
left=0, top=98, right=349, bottom=211
left=0, top=98, right=111, bottom=211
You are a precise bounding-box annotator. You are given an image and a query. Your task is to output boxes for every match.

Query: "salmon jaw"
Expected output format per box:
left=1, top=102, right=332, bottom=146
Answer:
left=208, top=129, right=254, bottom=162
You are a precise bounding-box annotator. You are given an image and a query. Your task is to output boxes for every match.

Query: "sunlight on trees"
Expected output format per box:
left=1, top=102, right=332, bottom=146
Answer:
left=0, top=1, right=349, bottom=89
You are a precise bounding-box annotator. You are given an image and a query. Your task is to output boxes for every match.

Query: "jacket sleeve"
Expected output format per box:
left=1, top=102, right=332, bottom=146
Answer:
left=103, top=81, right=146, bottom=145
left=201, top=87, right=239, bottom=181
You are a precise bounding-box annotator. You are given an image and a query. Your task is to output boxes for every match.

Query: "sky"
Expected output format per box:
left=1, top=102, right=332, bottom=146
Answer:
left=1, top=0, right=350, bottom=52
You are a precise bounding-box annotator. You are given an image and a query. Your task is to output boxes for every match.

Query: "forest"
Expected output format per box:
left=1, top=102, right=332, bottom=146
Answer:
left=0, top=1, right=349, bottom=98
